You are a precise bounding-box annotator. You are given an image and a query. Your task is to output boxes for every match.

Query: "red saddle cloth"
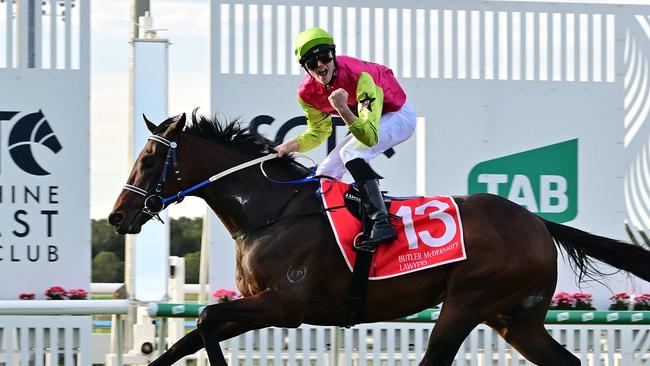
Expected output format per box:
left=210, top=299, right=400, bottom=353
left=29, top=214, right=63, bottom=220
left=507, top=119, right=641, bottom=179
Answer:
left=320, top=179, right=467, bottom=280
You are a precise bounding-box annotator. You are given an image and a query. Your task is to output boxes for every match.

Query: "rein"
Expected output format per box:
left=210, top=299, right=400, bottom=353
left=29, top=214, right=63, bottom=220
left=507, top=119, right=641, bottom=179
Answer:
left=122, top=133, right=319, bottom=222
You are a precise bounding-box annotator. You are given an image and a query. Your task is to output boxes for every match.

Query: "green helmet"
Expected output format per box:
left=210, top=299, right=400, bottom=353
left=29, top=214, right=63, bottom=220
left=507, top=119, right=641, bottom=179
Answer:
left=294, top=27, right=335, bottom=64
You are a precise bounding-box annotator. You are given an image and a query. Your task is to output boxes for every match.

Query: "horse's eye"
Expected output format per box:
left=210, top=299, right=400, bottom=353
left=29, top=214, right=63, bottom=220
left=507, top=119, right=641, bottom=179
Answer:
left=142, top=156, right=155, bottom=168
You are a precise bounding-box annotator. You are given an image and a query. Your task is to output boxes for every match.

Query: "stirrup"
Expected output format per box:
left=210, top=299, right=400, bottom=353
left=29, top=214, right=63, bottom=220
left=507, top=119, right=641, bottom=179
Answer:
left=368, top=221, right=397, bottom=244
left=353, top=233, right=376, bottom=253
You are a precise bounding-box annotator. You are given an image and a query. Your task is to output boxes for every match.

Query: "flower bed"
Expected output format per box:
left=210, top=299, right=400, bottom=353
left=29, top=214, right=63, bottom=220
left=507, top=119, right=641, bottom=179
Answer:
left=550, top=292, right=650, bottom=311
left=19, top=286, right=88, bottom=300
left=550, top=292, right=595, bottom=310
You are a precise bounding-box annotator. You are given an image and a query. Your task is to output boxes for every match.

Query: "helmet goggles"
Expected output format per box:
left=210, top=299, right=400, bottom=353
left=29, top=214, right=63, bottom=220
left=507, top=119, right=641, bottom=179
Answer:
left=302, top=48, right=334, bottom=70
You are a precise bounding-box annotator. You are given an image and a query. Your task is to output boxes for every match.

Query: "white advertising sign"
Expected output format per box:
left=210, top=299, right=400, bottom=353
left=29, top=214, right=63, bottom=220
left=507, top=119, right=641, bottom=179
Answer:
left=211, top=2, right=650, bottom=307
left=0, top=70, right=90, bottom=299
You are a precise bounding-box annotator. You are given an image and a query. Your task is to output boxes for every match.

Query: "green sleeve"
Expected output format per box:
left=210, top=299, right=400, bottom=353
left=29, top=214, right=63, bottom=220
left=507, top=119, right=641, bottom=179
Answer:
left=294, top=96, right=333, bottom=152
left=348, top=72, right=384, bottom=147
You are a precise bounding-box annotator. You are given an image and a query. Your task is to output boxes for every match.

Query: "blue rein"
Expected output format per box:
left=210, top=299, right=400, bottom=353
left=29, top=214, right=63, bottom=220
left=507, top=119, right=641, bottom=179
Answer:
left=123, top=134, right=319, bottom=220
left=160, top=157, right=319, bottom=205
left=161, top=179, right=211, bottom=205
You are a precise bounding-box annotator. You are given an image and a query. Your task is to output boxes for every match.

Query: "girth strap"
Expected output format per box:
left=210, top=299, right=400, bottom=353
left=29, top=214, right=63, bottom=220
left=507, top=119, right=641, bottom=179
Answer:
left=346, top=246, right=374, bottom=327
left=345, top=208, right=376, bottom=327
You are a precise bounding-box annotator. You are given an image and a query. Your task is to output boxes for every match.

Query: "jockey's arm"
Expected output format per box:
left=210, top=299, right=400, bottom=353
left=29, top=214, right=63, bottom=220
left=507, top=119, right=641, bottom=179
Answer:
left=292, top=96, right=333, bottom=153
left=330, top=72, right=384, bottom=147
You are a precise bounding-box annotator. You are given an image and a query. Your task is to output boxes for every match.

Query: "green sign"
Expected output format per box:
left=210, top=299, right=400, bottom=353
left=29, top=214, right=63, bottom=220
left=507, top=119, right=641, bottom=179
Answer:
left=401, top=309, right=650, bottom=324
left=468, top=139, right=578, bottom=222
left=149, top=303, right=650, bottom=324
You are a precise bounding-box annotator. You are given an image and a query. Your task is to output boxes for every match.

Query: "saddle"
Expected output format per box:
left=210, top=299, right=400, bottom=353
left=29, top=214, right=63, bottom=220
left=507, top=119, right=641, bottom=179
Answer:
left=320, top=179, right=466, bottom=327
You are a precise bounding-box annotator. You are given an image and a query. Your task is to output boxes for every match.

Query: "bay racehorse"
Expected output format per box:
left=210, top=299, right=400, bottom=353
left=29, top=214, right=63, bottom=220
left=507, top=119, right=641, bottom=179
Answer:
left=109, top=112, right=650, bottom=365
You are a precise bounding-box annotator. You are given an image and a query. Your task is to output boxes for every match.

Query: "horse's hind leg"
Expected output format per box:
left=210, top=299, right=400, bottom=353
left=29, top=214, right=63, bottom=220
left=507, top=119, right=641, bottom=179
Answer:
left=488, top=313, right=579, bottom=365
left=418, top=251, right=556, bottom=364
left=502, top=324, right=579, bottom=366
left=486, top=276, right=580, bottom=365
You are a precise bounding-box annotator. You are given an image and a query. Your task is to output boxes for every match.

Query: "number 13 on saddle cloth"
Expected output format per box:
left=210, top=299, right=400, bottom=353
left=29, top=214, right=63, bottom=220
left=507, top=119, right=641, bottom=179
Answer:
left=320, top=179, right=467, bottom=280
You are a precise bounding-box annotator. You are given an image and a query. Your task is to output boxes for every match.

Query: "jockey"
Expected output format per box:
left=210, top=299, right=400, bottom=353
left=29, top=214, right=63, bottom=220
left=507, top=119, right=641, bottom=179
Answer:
left=276, top=27, right=417, bottom=248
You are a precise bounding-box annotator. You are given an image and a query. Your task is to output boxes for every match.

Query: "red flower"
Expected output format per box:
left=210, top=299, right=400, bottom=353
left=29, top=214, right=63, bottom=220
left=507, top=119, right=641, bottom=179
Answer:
left=212, top=289, right=239, bottom=303
left=550, top=292, right=574, bottom=310
left=633, top=293, right=650, bottom=310
left=550, top=292, right=594, bottom=310
left=19, top=293, right=35, bottom=300
left=45, top=286, right=67, bottom=300
left=634, top=294, right=650, bottom=302
left=572, top=293, right=594, bottom=310
left=609, top=292, right=631, bottom=310
left=67, top=289, right=88, bottom=300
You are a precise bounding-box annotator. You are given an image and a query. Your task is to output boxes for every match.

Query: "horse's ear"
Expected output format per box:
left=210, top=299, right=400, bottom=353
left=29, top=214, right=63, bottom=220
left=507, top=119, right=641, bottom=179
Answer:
left=175, top=113, right=187, bottom=132
left=143, top=114, right=157, bottom=133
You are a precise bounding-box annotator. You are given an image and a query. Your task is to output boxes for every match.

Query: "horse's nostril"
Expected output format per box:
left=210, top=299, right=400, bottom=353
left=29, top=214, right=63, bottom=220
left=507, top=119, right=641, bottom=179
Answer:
left=108, top=212, right=123, bottom=227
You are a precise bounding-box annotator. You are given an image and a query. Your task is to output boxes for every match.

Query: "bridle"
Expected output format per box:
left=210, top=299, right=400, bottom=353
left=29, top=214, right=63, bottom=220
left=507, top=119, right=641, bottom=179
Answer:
left=122, top=134, right=184, bottom=222
left=122, top=130, right=341, bottom=241
left=122, top=133, right=294, bottom=222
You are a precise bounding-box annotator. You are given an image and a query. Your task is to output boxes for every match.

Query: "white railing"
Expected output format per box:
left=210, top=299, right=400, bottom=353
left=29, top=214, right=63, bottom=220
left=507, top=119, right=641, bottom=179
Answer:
left=0, top=299, right=131, bottom=315
left=0, top=315, right=91, bottom=366
left=0, top=300, right=130, bottom=366
left=210, top=322, right=650, bottom=366
left=1, top=301, right=650, bottom=365
left=91, top=282, right=207, bottom=296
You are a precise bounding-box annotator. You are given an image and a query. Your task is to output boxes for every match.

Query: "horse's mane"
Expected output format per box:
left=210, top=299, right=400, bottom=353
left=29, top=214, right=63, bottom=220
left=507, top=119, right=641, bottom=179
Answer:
left=188, top=110, right=279, bottom=157
left=154, top=111, right=318, bottom=183
left=158, top=110, right=278, bottom=158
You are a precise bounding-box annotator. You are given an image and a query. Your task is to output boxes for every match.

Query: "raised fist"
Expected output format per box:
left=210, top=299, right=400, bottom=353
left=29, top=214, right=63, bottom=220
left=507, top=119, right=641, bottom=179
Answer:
left=328, top=88, right=349, bottom=111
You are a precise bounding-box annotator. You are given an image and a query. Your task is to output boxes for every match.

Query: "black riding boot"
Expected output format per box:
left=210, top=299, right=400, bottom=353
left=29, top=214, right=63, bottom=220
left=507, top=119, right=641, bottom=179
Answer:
left=357, top=179, right=397, bottom=246
left=345, top=158, right=397, bottom=248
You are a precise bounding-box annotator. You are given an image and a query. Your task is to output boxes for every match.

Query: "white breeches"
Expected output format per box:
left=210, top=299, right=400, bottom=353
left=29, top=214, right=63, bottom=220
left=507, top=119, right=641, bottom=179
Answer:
left=316, top=100, right=417, bottom=180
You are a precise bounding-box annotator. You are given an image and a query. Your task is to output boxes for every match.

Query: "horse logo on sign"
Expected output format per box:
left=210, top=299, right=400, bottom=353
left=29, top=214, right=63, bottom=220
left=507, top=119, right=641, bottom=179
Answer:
left=3, top=110, right=63, bottom=176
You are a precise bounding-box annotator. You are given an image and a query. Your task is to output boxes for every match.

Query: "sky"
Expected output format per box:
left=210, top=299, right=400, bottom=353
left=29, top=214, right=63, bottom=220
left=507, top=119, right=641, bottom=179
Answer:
left=91, top=0, right=210, bottom=219
left=89, top=0, right=650, bottom=220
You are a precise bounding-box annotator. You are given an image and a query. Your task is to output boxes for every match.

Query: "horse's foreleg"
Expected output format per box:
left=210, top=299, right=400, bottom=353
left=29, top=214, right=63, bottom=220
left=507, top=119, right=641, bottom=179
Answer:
left=149, top=322, right=263, bottom=366
left=148, top=329, right=201, bottom=366
left=197, top=290, right=304, bottom=366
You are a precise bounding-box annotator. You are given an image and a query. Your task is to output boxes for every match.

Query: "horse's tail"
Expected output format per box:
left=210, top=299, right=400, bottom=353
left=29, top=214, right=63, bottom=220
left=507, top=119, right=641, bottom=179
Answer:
left=543, top=219, right=650, bottom=283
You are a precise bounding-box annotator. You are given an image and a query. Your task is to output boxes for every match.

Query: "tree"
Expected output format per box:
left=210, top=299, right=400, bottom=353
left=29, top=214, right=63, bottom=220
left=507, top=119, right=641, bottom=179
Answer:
left=170, top=217, right=202, bottom=256
left=92, top=251, right=124, bottom=283
left=184, top=251, right=201, bottom=284
left=91, top=216, right=203, bottom=284
left=92, top=219, right=125, bottom=260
